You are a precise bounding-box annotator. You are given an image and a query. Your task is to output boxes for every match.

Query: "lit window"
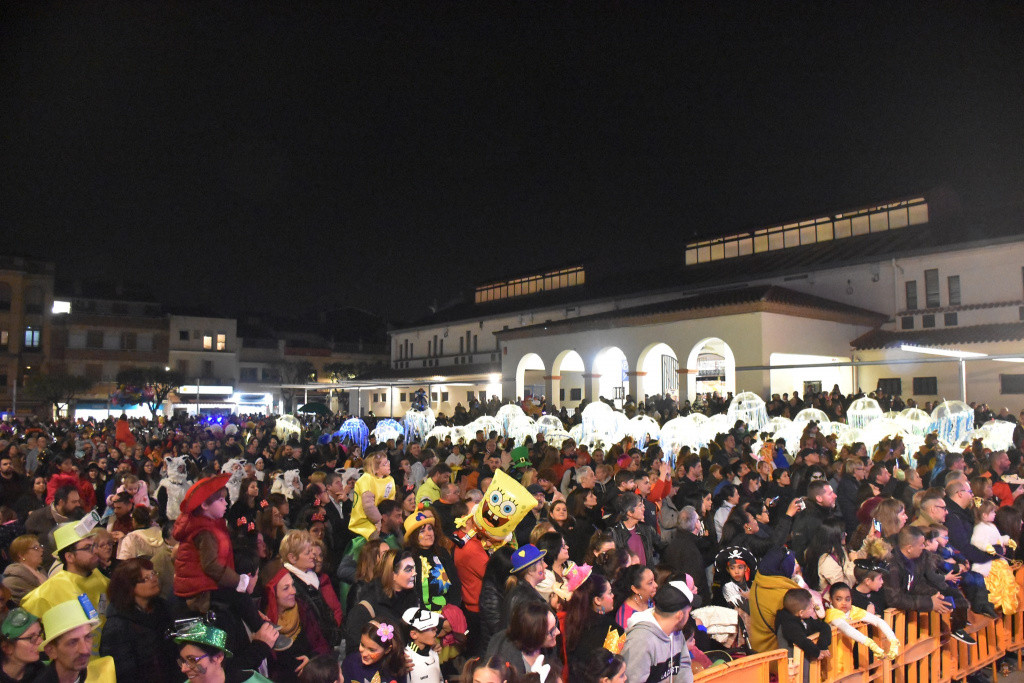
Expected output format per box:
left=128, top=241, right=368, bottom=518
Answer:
left=216, top=334, right=226, bottom=351
left=24, top=327, right=41, bottom=349
left=203, top=335, right=212, bottom=350
left=51, top=300, right=71, bottom=314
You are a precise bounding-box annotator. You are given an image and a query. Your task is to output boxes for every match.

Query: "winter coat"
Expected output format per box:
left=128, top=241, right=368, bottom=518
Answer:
left=99, top=598, right=177, bottom=683
left=2, top=562, right=45, bottom=602
left=749, top=572, right=801, bottom=653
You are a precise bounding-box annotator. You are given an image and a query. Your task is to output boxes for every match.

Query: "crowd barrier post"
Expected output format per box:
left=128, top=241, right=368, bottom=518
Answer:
left=691, top=649, right=787, bottom=683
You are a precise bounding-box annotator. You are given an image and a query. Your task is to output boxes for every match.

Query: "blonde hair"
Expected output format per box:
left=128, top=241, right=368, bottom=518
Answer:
left=279, top=529, right=313, bottom=563
left=9, top=534, right=39, bottom=563
left=363, top=453, right=388, bottom=478
left=974, top=498, right=998, bottom=523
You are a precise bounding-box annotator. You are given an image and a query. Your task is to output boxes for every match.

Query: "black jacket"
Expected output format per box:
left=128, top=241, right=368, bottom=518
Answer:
left=944, top=496, right=999, bottom=565
left=662, top=529, right=713, bottom=605
left=775, top=609, right=831, bottom=659
left=478, top=578, right=505, bottom=647
left=344, top=583, right=420, bottom=647
left=609, top=520, right=661, bottom=565
left=882, top=549, right=935, bottom=613
left=789, top=502, right=838, bottom=563
left=99, top=598, right=177, bottom=683
left=836, top=474, right=860, bottom=534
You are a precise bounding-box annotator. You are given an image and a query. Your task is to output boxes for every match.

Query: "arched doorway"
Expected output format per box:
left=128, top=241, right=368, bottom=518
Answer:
left=515, top=353, right=546, bottom=402
left=552, top=350, right=585, bottom=409
left=593, top=346, right=628, bottom=406
left=637, top=342, right=680, bottom=400
left=686, top=338, right=736, bottom=402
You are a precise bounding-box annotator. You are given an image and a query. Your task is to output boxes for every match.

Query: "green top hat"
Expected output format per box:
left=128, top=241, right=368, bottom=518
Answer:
left=174, top=622, right=233, bottom=657
left=510, top=446, right=531, bottom=469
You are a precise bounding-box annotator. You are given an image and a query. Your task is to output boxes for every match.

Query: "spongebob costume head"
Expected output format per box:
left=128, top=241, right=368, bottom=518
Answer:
left=454, top=469, right=534, bottom=550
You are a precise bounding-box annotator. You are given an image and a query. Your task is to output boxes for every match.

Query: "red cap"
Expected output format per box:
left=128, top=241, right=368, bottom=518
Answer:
left=180, top=473, right=232, bottom=515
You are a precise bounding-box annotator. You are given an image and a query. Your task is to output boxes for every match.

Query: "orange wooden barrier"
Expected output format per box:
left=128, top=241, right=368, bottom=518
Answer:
left=696, top=564, right=1024, bottom=683
left=692, top=649, right=787, bottom=683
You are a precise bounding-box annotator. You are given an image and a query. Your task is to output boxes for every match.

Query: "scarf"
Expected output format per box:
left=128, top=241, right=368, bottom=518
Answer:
left=285, top=563, right=320, bottom=589
left=277, top=605, right=302, bottom=641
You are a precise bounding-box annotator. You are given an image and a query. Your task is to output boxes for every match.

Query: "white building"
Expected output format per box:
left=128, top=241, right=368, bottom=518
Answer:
left=167, top=313, right=242, bottom=414
left=351, top=191, right=1024, bottom=417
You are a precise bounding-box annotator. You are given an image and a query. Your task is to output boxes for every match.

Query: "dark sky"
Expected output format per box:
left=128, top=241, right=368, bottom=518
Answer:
left=3, top=2, right=1024, bottom=323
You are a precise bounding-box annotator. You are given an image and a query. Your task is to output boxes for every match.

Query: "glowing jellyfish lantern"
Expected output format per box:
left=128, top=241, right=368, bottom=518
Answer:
left=507, top=416, right=537, bottom=447
left=627, top=415, right=661, bottom=450
left=426, top=426, right=452, bottom=445
left=930, top=400, right=974, bottom=445
left=848, top=397, right=883, bottom=429
left=726, top=392, right=769, bottom=432
left=581, top=402, right=615, bottom=444
left=403, top=407, right=436, bottom=443
left=467, top=416, right=502, bottom=440
left=496, top=404, right=527, bottom=436
left=534, top=415, right=565, bottom=436
left=335, top=417, right=370, bottom=451
left=450, top=426, right=468, bottom=445
left=274, top=415, right=302, bottom=441
left=981, top=419, right=1016, bottom=452
left=371, top=418, right=404, bottom=443
left=794, top=408, right=829, bottom=425
left=899, top=408, right=933, bottom=438
left=765, top=417, right=793, bottom=435
left=659, top=416, right=702, bottom=461
left=545, top=428, right=572, bottom=449
left=860, top=418, right=906, bottom=453
left=698, top=413, right=733, bottom=449
left=569, top=423, right=584, bottom=445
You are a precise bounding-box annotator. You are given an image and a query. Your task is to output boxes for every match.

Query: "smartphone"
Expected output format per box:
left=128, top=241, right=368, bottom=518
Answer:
left=873, top=519, right=882, bottom=533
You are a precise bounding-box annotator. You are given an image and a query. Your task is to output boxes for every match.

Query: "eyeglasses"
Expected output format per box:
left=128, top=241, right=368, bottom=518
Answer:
left=177, top=654, right=210, bottom=669
left=28, top=545, right=43, bottom=551
left=16, top=631, right=43, bottom=643
left=74, top=543, right=95, bottom=553
left=547, top=626, right=560, bottom=637
left=137, top=572, right=159, bottom=583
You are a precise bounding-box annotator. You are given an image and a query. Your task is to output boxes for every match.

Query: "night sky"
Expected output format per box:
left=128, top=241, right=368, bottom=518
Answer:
left=3, top=3, right=1023, bottom=324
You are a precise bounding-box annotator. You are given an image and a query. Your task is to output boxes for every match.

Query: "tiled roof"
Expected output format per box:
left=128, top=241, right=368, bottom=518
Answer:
left=498, top=285, right=886, bottom=339
left=851, top=322, right=1024, bottom=350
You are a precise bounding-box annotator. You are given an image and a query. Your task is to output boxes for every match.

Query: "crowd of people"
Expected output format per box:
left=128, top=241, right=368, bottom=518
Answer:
left=0, top=385, right=1022, bottom=683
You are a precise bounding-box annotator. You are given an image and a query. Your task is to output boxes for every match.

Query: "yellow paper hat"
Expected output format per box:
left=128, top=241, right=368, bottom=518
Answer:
left=40, top=596, right=100, bottom=648
left=53, top=516, right=98, bottom=555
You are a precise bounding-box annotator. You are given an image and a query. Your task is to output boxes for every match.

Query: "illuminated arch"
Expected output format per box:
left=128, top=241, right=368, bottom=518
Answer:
left=592, top=346, right=628, bottom=404
left=685, top=337, right=736, bottom=402
left=636, top=342, right=680, bottom=400
left=515, top=353, right=545, bottom=401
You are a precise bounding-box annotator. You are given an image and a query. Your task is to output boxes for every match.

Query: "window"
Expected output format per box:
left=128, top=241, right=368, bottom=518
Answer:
left=922, top=314, right=935, bottom=328
left=478, top=391, right=486, bottom=401
left=216, top=334, right=226, bottom=351
left=570, top=388, right=582, bottom=401
left=261, top=368, right=277, bottom=382
left=467, top=391, right=475, bottom=401
left=441, top=391, right=449, bottom=402
left=877, top=378, right=902, bottom=396
left=120, top=332, right=137, bottom=350
left=913, top=377, right=938, bottom=395
left=905, top=281, right=918, bottom=310
left=901, top=316, right=914, bottom=330
left=459, top=338, right=464, bottom=353
left=559, top=388, right=565, bottom=401
left=0, top=329, right=8, bottom=350
left=239, top=367, right=258, bottom=382
left=431, top=392, right=439, bottom=402
left=0, top=374, right=6, bottom=393
left=203, top=335, right=212, bottom=350
left=24, top=287, right=43, bottom=314
left=399, top=393, right=407, bottom=402
left=1001, top=374, right=1024, bottom=395
left=202, top=360, right=213, bottom=377
left=179, top=330, right=189, bottom=341
left=947, top=275, right=961, bottom=306
left=0, top=283, right=10, bottom=311
left=924, top=269, right=940, bottom=308
left=473, top=335, right=478, bottom=352
left=24, top=327, right=41, bottom=350
left=86, top=331, right=104, bottom=349
left=944, top=312, right=958, bottom=326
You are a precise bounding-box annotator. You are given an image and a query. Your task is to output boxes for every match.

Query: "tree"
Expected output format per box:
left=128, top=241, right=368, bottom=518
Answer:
left=114, top=367, right=186, bottom=418
left=324, top=361, right=385, bottom=382
left=25, top=372, right=94, bottom=417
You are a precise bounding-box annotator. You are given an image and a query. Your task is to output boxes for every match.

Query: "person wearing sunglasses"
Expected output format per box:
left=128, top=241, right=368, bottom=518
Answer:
left=0, top=608, right=44, bottom=682
left=174, top=622, right=273, bottom=683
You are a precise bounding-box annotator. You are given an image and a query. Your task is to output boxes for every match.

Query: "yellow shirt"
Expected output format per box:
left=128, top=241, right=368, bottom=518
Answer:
left=22, top=569, right=110, bottom=654
left=416, top=477, right=441, bottom=504
left=824, top=605, right=869, bottom=623
left=349, top=474, right=396, bottom=540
